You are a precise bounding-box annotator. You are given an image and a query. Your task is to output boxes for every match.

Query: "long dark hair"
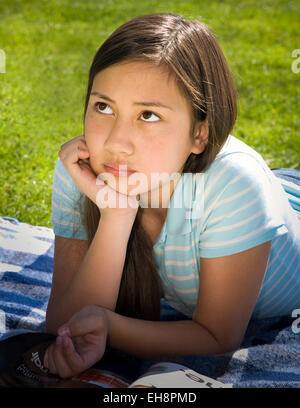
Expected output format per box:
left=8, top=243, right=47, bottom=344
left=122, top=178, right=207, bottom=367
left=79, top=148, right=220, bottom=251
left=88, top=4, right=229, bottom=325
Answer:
left=81, top=13, right=237, bottom=320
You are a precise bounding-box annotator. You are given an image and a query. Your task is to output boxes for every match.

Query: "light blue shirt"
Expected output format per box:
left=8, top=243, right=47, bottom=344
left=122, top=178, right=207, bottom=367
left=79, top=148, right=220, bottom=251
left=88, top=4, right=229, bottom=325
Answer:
left=51, top=135, right=300, bottom=319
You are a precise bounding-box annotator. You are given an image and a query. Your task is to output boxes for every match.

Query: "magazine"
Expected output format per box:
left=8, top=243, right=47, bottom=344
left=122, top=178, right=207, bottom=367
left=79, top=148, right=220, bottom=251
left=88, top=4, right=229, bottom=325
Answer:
left=0, top=332, right=232, bottom=388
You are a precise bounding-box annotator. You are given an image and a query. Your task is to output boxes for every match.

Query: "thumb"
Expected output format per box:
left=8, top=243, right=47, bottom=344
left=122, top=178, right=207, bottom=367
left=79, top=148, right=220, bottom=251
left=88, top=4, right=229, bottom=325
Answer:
left=57, top=325, right=71, bottom=337
left=57, top=306, right=106, bottom=337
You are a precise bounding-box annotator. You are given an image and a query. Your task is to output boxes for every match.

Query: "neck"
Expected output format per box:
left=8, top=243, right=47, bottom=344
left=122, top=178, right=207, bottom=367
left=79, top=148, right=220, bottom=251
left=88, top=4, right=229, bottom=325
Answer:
left=138, top=174, right=180, bottom=222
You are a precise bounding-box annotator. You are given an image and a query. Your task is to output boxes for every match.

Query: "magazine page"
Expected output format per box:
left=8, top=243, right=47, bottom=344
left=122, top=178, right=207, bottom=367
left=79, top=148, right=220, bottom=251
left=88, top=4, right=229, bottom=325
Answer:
left=0, top=332, right=232, bottom=388
left=129, top=362, right=233, bottom=388
left=0, top=332, right=131, bottom=388
left=71, top=369, right=130, bottom=388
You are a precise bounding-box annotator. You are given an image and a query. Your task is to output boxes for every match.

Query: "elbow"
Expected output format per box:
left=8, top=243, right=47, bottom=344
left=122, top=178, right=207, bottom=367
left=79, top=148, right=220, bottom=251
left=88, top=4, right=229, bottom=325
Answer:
left=204, top=326, right=242, bottom=354
left=195, top=320, right=242, bottom=354
left=217, top=336, right=242, bottom=354
left=218, top=341, right=240, bottom=354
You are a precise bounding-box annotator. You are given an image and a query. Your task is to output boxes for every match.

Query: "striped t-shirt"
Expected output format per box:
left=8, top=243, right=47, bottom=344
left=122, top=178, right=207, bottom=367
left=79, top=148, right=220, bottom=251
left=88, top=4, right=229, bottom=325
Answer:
left=51, top=135, right=300, bottom=319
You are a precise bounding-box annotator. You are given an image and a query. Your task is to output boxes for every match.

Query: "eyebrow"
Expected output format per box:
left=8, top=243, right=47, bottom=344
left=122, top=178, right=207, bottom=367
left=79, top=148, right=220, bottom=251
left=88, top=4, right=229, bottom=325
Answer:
left=90, top=91, right=173, bottom=110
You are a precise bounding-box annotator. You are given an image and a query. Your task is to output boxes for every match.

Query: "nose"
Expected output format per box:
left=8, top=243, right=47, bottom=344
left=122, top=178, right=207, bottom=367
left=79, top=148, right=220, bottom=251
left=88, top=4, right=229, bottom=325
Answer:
left=104, top=117, right=134, bottom=155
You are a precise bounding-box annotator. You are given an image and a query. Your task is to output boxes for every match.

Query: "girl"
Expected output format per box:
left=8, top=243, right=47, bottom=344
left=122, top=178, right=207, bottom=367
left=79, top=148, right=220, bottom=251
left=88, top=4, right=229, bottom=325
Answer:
left=44, top=13, right=300, bottom=378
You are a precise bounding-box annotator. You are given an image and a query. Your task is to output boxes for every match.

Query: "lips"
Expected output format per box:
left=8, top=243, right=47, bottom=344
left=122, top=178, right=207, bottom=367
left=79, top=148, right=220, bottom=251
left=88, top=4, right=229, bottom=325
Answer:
left=104, top=163, right=136, bottom=176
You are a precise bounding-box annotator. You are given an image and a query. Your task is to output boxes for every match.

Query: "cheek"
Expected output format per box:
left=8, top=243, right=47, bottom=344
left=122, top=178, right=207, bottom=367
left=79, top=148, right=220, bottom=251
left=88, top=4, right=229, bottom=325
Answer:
left=85, top=112, right=100, bottom=137
left=84, top=117, right=106, bottom=152
left=147, top=134, right=180, bottom=167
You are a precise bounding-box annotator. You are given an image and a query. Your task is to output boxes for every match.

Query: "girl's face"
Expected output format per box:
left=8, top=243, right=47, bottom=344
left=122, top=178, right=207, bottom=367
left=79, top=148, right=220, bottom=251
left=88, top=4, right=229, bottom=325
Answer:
left=84, top=60, right=205, bottom=206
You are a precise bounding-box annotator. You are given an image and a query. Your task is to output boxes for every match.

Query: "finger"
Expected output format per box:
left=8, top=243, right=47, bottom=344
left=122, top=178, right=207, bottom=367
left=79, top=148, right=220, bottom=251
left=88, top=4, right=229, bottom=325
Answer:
left=58, top=135, right=87, bottom=160
left=77, top=142, right=90, bottom=159
left=78, top=159, right=92, bottom=170
left=59, top=144, right=81, bottom=163
left=43, top=346, right=50, bottom=368
left=60, top=335, right=86, bottom=375
left=52, top=336, right=75, bottom=379
left=77, top=147, right=89, bottom=159
left=61, top=141, right=90, bottom=168
left=48, top=344, right=58, bottom=374
left=78, top=159, right=95, bottom=174
left=58, top=138, right=78, bottom=155
left=59, top=135, right=85, bottom=150
left=45, top=343, right=58, bottom=375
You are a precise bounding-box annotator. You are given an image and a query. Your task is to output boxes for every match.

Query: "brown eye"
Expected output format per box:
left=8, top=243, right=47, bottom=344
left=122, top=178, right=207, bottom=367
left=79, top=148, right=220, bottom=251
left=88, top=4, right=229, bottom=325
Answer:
left=142, top=111, right=152, bottom=119
left=98, top=103, right=106, bottom=110
left=141, top=111, right=160, bottom=122
left=95, top=102, right=112, bottom=114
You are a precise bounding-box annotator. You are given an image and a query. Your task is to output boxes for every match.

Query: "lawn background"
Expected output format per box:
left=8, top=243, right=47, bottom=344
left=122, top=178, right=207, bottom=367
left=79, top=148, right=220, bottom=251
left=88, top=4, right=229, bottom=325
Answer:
left=0, top=0, right=299, bottom=228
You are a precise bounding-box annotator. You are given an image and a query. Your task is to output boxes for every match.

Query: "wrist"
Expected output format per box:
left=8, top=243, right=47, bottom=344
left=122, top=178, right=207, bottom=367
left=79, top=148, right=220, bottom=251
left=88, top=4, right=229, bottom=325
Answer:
left=103, top=308, right=114, bottom=348
left=99, top=212, right=137, bottom=228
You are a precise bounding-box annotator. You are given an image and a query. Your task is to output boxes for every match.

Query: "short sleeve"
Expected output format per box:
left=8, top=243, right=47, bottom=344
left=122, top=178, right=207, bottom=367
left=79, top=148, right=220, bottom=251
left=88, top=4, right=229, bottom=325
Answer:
left=198, top=153, right=289, bottom=258
left=51, top=158, right=88, bottom=240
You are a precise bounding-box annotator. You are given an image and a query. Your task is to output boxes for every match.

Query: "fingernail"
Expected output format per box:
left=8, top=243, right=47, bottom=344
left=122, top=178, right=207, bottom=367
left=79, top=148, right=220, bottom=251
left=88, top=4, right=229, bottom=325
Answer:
left=58, top=326, right=70, bottom=336
left=56, top=335, right=62, bottom=345
left=62, top=336, right=70, bottom=348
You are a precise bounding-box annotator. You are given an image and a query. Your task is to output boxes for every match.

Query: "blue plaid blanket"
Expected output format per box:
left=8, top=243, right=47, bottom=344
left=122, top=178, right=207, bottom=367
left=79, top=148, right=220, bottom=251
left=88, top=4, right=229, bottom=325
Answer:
left=0, top=215, right=299, bottom=388
left=0, top=216, right=53, bottom=338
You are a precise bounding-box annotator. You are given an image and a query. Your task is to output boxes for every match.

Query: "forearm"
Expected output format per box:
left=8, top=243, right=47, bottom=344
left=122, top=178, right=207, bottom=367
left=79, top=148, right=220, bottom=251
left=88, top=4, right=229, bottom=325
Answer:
left=67, top=216, right=135, bottom=309
left=46, top=216, right=135, bottom=333
left=105, top=310, right=227, bottom=359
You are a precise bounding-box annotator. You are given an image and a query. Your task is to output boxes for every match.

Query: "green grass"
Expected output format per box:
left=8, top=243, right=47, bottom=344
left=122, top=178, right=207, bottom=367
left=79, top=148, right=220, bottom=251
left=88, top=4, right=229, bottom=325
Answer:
left=0, top=0, right=299, bottom=228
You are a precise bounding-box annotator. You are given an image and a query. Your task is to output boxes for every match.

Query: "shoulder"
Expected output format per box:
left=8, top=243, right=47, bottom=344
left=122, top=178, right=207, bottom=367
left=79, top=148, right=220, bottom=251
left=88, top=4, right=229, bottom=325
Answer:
left=209, top=135, right=268, bottom=174
left=202, top=135, right=275, bottom=195
left=190, top=136, right=288, bottom=257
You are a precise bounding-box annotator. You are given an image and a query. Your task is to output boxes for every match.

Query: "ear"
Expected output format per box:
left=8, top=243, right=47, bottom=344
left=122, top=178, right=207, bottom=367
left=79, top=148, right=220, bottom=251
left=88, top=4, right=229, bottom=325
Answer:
left=190, top=117, right=209, bottom=155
